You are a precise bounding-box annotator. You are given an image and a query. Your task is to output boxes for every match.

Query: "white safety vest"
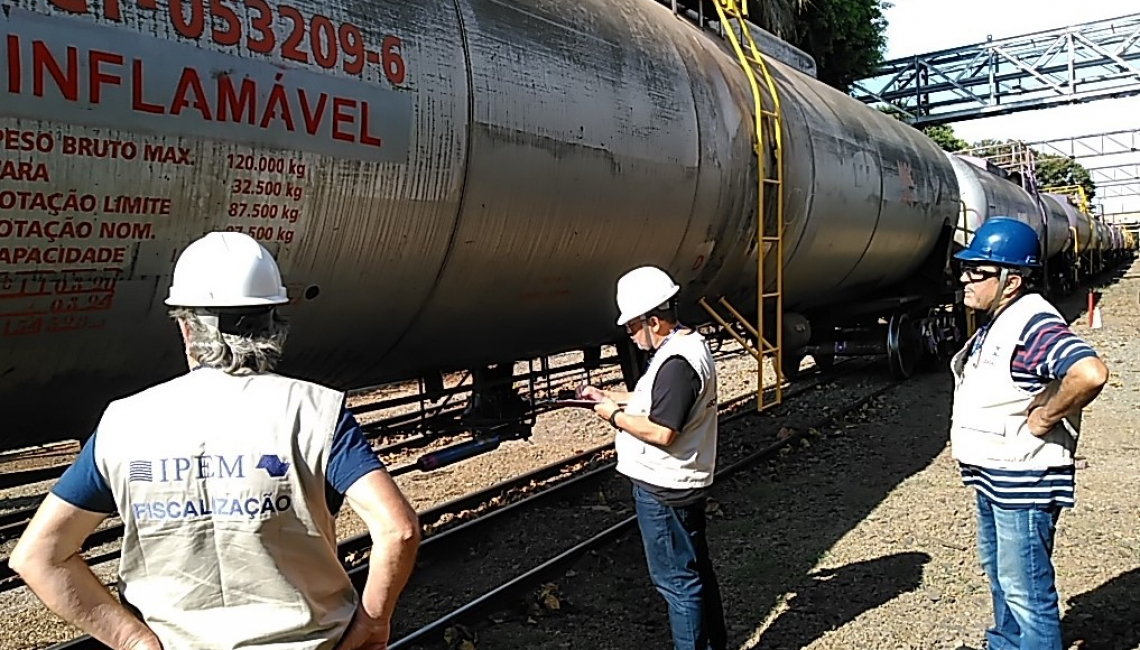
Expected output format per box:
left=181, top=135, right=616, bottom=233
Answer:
left=616, top=331, right=718, bottom=489
left=93, top=368, right=357, bottom=650
left=949, top=293, right=1080, bottom=469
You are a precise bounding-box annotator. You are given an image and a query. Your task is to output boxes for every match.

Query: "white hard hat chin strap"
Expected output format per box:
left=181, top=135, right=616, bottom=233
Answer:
left=641, top=315, right=653, bottom=350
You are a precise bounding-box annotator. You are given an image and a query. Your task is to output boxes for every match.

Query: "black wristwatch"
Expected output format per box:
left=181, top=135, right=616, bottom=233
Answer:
left=608, top=408, right=623, bottom=429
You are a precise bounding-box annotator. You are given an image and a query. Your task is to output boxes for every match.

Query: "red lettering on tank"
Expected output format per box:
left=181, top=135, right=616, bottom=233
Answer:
left=98, top=221, right=156, bottom=239
left=259, top=75, right=296, bottom=131
left=103, top=0, right=122, bottom=21
left=0, top=246, right=127, bottom=266
left=0, top=190, right=99, bottom=214
left=48, top=0, right=88, bottom=14
left=359, top=101, right=383, bottom=148
left=0, top=161, right=51, bottom=182
left=88, top=50, right=123, bottom=104
left=331, top=97, right=355, bottom=143
left=143, top=145, right=193, bottom=165
left=9, top=34, right=395, bottom=150
left=217, top=74, right=256, bottom=124
left=131, top=60, right=165, bottom=114
left=170, top=68, right=212, bottom=120
left=61, top=136, right=138, bottom=160
left=32, top=41, right=78, bottom=100
left=6, top=36, right=20, bottom=94
left=102, top=195, right=171, bottom=215
left=2, top=131, right=55, bottom=153
left=298, top=89, right=328, bottom=136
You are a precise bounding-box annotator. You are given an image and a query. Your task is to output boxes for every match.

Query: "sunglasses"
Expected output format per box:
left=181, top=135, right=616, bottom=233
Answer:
left=961, top=266, right=1002, bottom=283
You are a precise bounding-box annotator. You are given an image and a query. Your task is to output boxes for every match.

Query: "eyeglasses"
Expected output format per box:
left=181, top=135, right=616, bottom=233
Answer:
left=625, top=316, right=656, bottom=334
left=961, top=267, right=1002, bottom=283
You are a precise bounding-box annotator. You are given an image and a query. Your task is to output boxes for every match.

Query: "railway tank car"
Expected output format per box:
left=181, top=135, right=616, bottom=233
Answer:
left=0, top=0, right=968, bottom=450
left=949, top=156, right=1069, bottom=259
left=947, top=152, right=1135, bottom=293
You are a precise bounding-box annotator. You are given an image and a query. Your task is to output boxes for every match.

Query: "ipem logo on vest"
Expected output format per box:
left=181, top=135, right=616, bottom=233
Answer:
left=125, top=453, right=295, bottom=523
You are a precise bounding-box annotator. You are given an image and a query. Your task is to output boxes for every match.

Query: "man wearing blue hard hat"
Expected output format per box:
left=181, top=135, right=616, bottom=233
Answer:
left=949, top=218, right=1109, bottom=650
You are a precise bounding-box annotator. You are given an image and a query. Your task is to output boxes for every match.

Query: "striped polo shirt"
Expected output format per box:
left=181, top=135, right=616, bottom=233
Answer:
left=959, top=312, right=1098, bottom=509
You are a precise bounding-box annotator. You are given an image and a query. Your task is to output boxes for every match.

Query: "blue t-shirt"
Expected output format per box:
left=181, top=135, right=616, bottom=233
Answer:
left=52, top=409, right=383, bottom=516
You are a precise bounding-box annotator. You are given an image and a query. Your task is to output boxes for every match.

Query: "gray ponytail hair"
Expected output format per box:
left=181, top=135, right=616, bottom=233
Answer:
left=170, top=308, right=288, bottom=375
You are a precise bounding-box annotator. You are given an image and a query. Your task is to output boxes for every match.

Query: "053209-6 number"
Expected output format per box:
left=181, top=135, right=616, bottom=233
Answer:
left=161, top=0, right=408, bottom=84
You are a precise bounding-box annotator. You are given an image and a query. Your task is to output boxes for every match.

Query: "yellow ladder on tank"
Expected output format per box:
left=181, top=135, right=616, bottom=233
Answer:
left=697, top=0, right=786, bottom=411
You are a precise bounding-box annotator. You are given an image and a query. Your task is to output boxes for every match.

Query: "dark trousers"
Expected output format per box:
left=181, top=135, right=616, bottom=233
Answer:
left=633, top=483, right=727, bottom=650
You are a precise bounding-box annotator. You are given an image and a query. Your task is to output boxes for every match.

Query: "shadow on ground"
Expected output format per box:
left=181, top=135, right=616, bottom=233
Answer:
left=435, top=259, right=1140, bottom=650
left=1064, top=567, right=1140, bottom=650
left=708, top=371, right=951, bottom=650
left=458, top=368, right=954, bottom=650
left=0, top=494, right=44, bottom=512
left=743, top=551, right=931, bottom=650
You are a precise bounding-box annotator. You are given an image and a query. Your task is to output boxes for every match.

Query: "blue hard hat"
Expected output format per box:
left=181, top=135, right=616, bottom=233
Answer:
left=954, top=217, right=1041, bottom=268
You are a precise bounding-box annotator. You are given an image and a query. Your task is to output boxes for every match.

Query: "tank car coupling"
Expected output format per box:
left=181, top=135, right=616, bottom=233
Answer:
left=411, top=436, right=505, bottom=473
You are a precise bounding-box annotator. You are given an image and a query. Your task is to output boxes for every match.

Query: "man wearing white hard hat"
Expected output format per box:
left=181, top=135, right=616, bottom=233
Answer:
left=582, top=266, right=726, bottom=650
left=12, top=232, right=420, bottom=650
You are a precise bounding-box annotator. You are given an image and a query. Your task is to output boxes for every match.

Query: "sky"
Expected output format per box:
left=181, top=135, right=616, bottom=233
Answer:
left=879, top=0, right=1140, bottom=218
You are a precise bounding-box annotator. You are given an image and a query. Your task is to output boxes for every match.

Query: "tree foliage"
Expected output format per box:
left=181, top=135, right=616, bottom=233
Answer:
left=784, top=0, right=891, bottom=91
left=921, top=125, right=970, bottom=153
left=740, top=0, right=891, bottom=92
left=743, top=0, right=803, bottom=40
left=1035, top=155, right=1096, bottom=200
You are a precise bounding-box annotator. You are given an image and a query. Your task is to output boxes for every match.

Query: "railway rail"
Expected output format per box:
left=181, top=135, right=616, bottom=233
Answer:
left=389, top=374, right=902, bottom=649
left=0, top=341, right=741, bottom=553
left=39, top=356, right=883, bottom=650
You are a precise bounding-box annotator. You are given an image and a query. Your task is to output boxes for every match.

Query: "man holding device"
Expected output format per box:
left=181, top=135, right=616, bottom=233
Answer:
left=581, top=265, right=726, bottom=650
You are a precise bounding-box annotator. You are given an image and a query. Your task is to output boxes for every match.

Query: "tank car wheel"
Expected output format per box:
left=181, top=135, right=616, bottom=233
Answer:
left=886, top=313, right=922, bottom=380
left=811, top=353, right=835, bottom=372
left=781, top=350, right=807, bottom=381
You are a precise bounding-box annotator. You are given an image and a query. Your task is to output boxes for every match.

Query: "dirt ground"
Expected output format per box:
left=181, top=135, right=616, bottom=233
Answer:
left=0, top=345, right=765, bottom=650
left=455, top=258, right=1140, bottom=650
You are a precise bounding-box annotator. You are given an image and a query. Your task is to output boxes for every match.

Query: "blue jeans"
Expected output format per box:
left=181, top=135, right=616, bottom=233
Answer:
left=975, top=491, right=1064, bottom=650
left=633, top=484, right=727, bottom=650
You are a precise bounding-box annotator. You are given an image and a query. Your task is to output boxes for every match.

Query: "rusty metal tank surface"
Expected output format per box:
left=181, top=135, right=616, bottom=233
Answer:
left=1043, top=193, right=1092, bottom=255
left=947, top=156, right=1072, bottom=259
left=765, top=58, right=958, bottom=309
left=0, top=0, right=955, bottom=447
left=1035, top=196, right=1074, bottom=260
left=947, top=155, right=1038, bottom=246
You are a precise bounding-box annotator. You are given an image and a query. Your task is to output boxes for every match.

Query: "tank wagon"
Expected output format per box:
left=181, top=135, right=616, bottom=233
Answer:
left=0, top=0, right=1131, bottom=451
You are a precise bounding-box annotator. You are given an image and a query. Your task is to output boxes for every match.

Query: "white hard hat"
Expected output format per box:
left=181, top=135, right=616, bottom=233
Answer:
left=615, top=266, right=680, bottom=326
left=165, top=232, right=289, bottom=307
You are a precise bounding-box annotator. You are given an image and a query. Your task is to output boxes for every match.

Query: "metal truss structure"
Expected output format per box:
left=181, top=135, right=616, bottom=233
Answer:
left=1030, top=128, right=1140, bottom=159
left=851, top=13, right=1140, bottom=126
left=1092, top=181, right=1140, bottom=199
left=1028, top=129, right=1140, bottom=200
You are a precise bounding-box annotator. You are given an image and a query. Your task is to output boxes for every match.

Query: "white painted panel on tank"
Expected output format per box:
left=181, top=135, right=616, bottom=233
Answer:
left=0, top=0, right=467, bottom=442
left=1, top=8, right=413, bottom=161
